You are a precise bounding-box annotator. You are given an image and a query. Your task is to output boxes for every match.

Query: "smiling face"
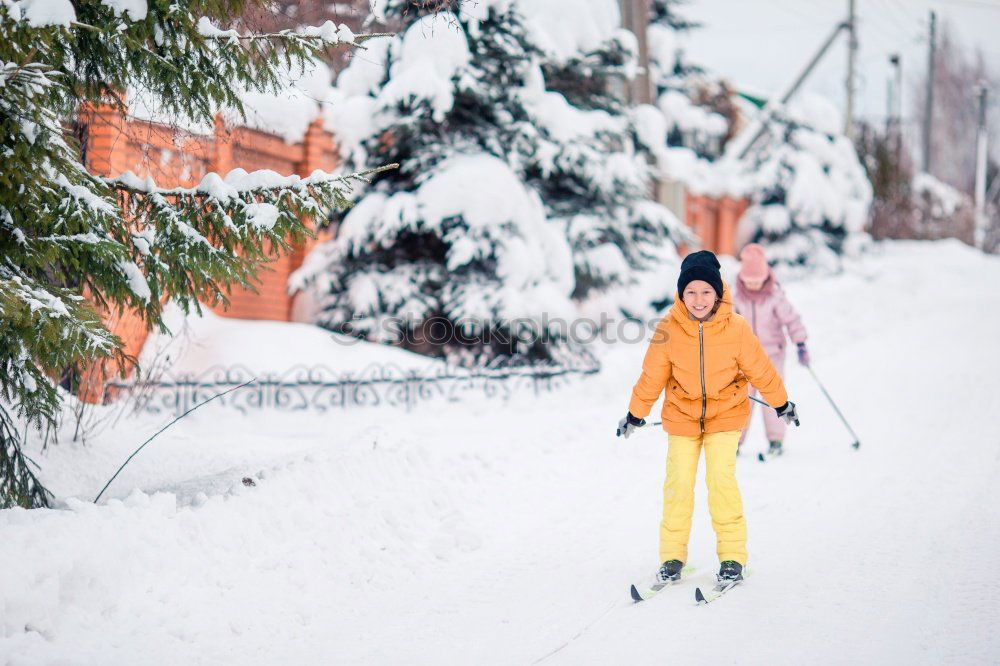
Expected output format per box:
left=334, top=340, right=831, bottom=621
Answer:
left=682, top=280, right=718, bottom=321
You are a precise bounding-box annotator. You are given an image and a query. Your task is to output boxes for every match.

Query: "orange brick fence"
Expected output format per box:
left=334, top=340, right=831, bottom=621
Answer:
left=683, top=193, right=748, bottom=258
left=76, top=103, right=337, bottom=401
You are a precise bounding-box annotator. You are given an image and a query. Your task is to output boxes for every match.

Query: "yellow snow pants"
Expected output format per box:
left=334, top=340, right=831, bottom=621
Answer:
left=659, top=430, right=747, bottom=565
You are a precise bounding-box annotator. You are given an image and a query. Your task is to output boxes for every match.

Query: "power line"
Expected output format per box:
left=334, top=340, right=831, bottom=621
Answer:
left=882, top=0, right=913, bottom=15
left=772, top=0, right=828, bottom=22
left=866, top=0, right=919, bottom=37
left=930, top=0, right=1000, bottom=11
left=704, top=22, right=832, bottom=34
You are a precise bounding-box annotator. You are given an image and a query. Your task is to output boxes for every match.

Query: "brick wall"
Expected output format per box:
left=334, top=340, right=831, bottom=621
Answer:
left=205, top=119, right=337, bottom=323
left=77, top=103, right=337, bottom=402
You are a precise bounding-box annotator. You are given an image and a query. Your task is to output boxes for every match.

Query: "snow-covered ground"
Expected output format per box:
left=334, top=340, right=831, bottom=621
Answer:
left=3, top=240, right=999, bottom=664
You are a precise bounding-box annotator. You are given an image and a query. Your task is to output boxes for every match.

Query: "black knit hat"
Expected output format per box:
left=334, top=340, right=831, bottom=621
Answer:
left=677, top=250, right=723, bottom=299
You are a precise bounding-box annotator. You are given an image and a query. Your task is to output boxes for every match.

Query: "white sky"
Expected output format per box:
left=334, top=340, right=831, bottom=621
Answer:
left=677, top=0, right=1000, bottom=125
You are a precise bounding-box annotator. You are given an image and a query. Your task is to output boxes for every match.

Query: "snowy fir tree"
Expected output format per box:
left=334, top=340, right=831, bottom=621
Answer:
left=638, top=5, right=872, bottom=272
left=294, top=0, right=688, bottom=361
left=295, top=0, right=574, bottom=362
left=737, top=94, right=873, bottom=271
left=0, top=0, right=374, bottom=507
left=645, top=0, right=733, bottom=160
left=517, top=0, right=691, bottom=314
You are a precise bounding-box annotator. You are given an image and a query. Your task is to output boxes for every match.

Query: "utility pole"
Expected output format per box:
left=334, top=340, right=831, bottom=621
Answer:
left=846, top=0, right=857, bottom=139
left=974, top=84, right=989, bottom=248
left=922, top=10, right=937, bottom=174
left=620, top=0, right=652, bottom=105
left=886, top=54, right=900, bottom=132
left=889, top=53, right=902, bottom=159
left=885, top=79, right=893, bottom=135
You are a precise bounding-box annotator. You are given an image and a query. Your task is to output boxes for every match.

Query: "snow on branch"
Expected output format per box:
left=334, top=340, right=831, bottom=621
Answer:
left=92, top=163, right=400, bottom=304
left=195, top=17, right=390, bottom=49
left=104, top=164, right=398, bottom=200
left=0, top=269, right=120, bottom=358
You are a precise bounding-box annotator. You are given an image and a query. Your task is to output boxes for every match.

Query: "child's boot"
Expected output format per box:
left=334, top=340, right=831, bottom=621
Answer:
left=717, top=560, right=744, bottom=583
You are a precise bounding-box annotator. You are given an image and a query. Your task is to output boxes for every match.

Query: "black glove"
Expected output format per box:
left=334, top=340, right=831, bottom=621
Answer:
left=776, top=401, right=800, bottom=426
left=796, top=343, right=810, bottom=367
left=616, top=412, right=646, bottom=438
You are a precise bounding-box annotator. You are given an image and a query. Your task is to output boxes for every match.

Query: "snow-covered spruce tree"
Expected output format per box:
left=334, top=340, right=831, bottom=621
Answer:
left=737, top=94, right=873, bottom=272
left=295, top=0, right=690, bottom=356
left=0, top=0, right=374, bottom=508
left=294, top=1, right=578, bottom=362
left=517, top=0, right=691, bottom=314
left=644, top=0, right=733, bottom=161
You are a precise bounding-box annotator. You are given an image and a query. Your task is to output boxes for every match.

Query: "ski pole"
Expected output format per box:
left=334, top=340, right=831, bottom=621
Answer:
left=806, top=365, right=860, bottom=449
left=646, top=395, right=769, bottom=427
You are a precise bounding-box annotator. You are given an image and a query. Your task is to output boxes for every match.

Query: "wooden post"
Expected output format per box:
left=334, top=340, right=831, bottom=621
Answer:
left=80, top=101, right=130, bottom=178
left=288, top=118, right=338, bottom=322
left=293, top=116, right=338, bottom=266
left=683, top=191, right=700, bottom=234
left=717, top=197, right=740, bottom=257
left=692, top=195, right=715, bottom=253
left=209, top=112, right=233, bottom=178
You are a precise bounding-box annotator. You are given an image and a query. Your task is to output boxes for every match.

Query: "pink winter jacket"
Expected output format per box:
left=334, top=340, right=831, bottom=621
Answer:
left=732, top=275, right=807, bottom=356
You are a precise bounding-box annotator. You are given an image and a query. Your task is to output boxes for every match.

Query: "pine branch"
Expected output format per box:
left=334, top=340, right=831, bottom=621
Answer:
left=201, top=29, right=393, bottom=47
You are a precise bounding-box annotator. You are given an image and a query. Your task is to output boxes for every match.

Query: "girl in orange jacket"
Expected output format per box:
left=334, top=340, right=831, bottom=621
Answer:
left=616, top=250, right=799, bottom=589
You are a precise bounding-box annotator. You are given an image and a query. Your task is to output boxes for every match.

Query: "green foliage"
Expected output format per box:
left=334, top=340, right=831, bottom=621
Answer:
left=0, top=0, right=372, bottom=508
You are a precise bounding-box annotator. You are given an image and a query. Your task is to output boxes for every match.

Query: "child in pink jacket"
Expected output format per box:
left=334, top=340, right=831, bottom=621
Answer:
left=733, top=244, right=809, bottom=456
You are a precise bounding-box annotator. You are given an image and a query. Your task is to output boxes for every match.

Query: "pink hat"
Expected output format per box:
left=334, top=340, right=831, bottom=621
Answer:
left=738, top=243, right=770, bottom=281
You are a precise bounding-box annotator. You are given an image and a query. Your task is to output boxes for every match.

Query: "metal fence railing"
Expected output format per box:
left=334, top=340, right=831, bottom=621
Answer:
left=105, top=352, right=601, bottom=417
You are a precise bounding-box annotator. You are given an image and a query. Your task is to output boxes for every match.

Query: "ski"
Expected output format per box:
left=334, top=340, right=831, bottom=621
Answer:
left=694, top=578, right=742, bottom=604
left=630, top=580, right=676, bottom=602
left=630, top=565, right=695, bottom=602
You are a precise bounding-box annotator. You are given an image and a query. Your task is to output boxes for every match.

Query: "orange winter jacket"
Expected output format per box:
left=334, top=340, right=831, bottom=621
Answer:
left=628, top=283, right=788, bottom=436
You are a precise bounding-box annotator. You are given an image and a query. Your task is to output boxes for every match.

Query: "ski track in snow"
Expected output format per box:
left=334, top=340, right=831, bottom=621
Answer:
left=2, top=241, right=999, bottom=664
